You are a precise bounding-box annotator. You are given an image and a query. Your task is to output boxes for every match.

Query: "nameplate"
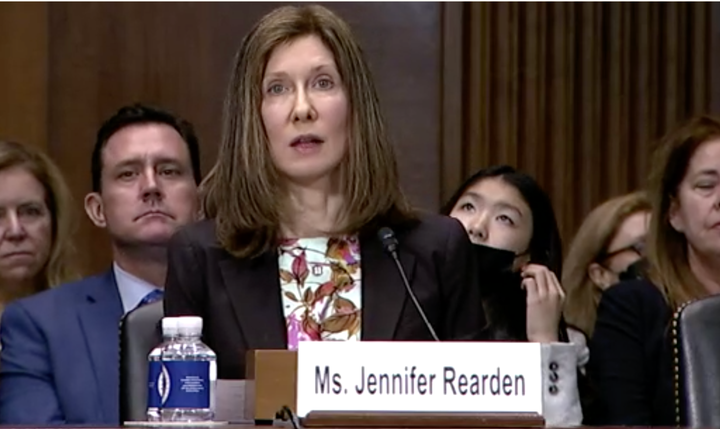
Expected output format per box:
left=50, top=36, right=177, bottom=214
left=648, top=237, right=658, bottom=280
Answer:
left=296, top=342, right=542, bottom=417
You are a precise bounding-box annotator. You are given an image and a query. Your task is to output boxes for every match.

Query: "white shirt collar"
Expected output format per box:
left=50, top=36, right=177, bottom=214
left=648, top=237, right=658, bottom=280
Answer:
left=113, top=262, right=162, bottom=314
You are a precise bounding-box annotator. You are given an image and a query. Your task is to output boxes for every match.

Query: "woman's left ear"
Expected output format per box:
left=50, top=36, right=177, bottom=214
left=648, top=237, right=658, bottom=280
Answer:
left=588, top=262, right=614, bottom=290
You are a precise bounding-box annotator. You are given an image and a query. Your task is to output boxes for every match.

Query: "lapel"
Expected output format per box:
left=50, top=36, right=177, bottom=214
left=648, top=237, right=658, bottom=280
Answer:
left=361, top=233, right=416, bottom=340
left=76, top=269, right=124, bottom=424
left=218, top=250, right=287, bottom=350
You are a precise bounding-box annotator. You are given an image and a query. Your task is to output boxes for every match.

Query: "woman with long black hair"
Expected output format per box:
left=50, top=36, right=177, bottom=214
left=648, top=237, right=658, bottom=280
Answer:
left=443, top=165, right=585, bottom=427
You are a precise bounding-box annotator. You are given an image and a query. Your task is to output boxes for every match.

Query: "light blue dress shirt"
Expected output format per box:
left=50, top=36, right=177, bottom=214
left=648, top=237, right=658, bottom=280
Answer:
left=113, top=262, right=162, bottom=314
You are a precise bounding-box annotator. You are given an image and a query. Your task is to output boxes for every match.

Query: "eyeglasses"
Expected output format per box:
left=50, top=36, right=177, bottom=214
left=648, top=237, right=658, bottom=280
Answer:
left=598, top=240, right=645, bottom=263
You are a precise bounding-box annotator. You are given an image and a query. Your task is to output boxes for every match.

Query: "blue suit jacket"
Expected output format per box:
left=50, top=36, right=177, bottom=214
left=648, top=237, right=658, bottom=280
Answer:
left=0, top=270, right=123, bottom=425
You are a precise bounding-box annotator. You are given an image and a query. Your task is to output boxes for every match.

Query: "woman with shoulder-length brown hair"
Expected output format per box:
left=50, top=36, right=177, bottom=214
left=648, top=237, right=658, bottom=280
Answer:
left=562, top=192, right=650, bottom=338
left=164, top=4, right=483, bottom=380
left=588, top=116, right=720, bottom=426
left=0, top=140, right=78, bottom=308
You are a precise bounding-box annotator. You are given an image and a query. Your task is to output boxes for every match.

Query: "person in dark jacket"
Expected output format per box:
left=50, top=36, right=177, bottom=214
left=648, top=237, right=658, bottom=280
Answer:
left=443, top=165, right=582, bottom=426
left=590, top=115, right=720, bottom=425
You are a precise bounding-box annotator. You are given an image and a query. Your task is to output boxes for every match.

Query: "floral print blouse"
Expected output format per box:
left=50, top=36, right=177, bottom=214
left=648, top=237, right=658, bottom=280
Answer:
left=278, top=235, right=362, bottom=350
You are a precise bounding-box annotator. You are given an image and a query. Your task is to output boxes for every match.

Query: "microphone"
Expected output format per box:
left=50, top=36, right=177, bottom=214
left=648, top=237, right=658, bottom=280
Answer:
left=377, top=227, right=440, bottom=342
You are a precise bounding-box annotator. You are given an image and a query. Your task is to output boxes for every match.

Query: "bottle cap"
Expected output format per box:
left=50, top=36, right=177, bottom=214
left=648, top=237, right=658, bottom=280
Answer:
left=161, top=317, right=179, bottom=336
left=176, top=316, right=203, bottom=335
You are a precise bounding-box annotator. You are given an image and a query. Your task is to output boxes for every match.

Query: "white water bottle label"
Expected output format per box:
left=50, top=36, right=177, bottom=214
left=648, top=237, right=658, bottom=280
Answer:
left=162, top=361, right=211, bottom=408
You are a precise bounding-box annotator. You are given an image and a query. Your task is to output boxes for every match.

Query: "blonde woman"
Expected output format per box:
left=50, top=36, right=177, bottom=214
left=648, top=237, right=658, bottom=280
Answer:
left=0, top=141, right=77, bottom=310
left=563, top=192, right=651, bottom=338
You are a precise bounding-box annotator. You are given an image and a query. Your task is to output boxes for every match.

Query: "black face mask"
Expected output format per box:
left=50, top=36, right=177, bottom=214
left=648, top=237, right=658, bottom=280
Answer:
left=473, top=243, right=528, bottom=341
left=473, top=242, right=515, bottom=273
left=618, top=258, right=648, bottom=282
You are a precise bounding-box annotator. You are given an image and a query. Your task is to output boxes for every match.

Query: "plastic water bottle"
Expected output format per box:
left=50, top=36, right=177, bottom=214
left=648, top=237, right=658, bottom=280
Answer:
left=160, top=316, right=217, bottom=422
left=147, top=317, right=179, bottom=421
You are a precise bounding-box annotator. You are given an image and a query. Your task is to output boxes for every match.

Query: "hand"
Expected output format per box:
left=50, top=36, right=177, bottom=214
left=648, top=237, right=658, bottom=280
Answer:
left=521, top=264, right=565, bottom=343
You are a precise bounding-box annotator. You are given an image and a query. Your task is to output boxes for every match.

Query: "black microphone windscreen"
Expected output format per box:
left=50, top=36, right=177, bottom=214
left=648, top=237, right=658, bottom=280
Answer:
left=377, top=227, right=398, bottom=254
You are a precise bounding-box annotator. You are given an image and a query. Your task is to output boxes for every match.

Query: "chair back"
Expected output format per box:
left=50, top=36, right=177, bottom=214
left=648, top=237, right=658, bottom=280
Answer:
left=119, top=300, right=164, bottom=423
left=674, top=294, right=720, bottom=427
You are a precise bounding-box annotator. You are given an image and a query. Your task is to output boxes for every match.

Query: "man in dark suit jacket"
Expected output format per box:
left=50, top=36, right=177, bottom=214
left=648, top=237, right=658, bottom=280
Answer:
left=0, top=104, right=202, bottom=425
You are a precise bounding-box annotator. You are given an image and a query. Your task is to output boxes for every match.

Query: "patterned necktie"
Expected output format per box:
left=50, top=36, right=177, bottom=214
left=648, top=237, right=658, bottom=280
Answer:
left=137, top=289, right=164, bottom=309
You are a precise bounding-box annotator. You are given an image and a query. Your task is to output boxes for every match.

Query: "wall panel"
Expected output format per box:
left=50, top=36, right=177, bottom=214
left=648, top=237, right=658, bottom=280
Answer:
left=0, top=2, right=48, bottom=151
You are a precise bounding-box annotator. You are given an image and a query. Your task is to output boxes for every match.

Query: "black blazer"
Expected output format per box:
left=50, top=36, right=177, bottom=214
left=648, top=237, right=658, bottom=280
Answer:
left=164, top=214, right=484, bottom=379
left=587, top=279, right=673, bottom=426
